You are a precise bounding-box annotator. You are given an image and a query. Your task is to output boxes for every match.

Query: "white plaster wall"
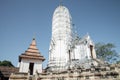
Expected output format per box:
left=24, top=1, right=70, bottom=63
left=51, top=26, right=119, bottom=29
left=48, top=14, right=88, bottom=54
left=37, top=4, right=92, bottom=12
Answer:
left=19, top=60, right=29, bottom=73
left=74, top=45, right=81, bottom=60
left=86, top=45, right=91, bottom=59
left=53, top=40, right=68, bottom=66
left=19, top=58, right=43, bottom=75
left=33, top=62, right=42, bottom=74
left=74, top=44, right=92, bottom=61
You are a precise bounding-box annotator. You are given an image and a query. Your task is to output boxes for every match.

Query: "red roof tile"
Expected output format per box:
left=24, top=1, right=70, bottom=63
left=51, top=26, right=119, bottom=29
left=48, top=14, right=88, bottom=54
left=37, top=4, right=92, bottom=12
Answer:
left=19, top=38, right=45, bottom=62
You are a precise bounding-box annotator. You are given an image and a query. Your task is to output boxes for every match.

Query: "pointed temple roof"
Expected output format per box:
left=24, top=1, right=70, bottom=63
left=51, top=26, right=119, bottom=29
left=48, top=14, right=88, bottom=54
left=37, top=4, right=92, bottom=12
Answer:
left=19, top=38, right=45, bottom=62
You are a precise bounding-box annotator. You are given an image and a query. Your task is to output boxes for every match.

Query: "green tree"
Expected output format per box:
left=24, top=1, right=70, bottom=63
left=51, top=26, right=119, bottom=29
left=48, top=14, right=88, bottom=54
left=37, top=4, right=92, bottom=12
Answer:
left=116, top=61, right=120, bottom=64
left=95, top=43, right=120, bottom=63
left=0, top=60, right=14, bottom=67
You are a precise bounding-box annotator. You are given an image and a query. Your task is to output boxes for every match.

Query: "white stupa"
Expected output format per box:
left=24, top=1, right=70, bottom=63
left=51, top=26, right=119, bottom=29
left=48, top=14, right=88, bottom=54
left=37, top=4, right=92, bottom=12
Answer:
left=48, top=5, right=73, bottom=71
left=48, top=4, right=97, bottom=71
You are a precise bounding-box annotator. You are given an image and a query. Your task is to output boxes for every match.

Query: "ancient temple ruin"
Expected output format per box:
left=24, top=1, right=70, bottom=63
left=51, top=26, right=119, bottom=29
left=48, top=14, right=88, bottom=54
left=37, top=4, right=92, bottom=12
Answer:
left=9, top=4, right=120, bottom=80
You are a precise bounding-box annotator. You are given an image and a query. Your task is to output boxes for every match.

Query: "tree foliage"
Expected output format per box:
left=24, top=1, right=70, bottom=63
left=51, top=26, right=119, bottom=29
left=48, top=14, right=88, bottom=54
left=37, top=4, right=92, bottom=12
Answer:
left=95, top=43, right=120, bottom=63
left=0, top=60, right=14, bottom=67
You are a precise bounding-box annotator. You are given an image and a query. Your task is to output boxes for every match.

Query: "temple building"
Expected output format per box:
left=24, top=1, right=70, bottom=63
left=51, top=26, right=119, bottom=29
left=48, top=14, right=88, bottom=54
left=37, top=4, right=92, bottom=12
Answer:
left=9, top=4, right=120, bottom=80
left=48, top=5, right=97, bottom=71
left=18, top=38, right=45, bottom=75
left=9, top=38, right=45, bottom=80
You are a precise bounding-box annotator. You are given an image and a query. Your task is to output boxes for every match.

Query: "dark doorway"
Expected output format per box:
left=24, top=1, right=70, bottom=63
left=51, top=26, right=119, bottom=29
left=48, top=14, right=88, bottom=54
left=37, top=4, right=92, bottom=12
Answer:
left=90, top=45, right=93, bottom=58
left=29, top=63, right=34, bottom=75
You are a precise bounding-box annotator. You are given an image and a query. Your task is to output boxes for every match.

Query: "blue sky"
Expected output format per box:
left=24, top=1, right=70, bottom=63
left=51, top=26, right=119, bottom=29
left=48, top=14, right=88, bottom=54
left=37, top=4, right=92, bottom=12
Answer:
left=0, top=0, right=120, bottom=68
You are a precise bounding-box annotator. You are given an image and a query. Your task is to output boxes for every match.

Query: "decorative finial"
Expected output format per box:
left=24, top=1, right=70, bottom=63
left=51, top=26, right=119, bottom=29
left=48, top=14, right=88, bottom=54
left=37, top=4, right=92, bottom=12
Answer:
left=86, top=32, right=89, bottom=36
left=60, top=0, right=63, bottom=6
left=33, top=33, right=36, bottom=40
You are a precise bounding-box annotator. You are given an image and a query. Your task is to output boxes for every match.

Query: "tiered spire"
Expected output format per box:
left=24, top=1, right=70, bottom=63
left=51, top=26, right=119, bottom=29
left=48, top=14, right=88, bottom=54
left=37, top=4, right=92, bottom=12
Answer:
left=19, top=38, right=45, bottom=62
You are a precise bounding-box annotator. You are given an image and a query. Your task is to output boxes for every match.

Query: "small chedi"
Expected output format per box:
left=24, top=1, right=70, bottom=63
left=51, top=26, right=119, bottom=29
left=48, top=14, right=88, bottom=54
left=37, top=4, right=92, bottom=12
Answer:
left=9, top=4, right=120, bottom=80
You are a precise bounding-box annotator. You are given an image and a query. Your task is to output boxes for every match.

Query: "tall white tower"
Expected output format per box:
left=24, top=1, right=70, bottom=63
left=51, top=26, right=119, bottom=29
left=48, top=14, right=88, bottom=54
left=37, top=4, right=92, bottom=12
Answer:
left=48, top=5, right=73, bottom=71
